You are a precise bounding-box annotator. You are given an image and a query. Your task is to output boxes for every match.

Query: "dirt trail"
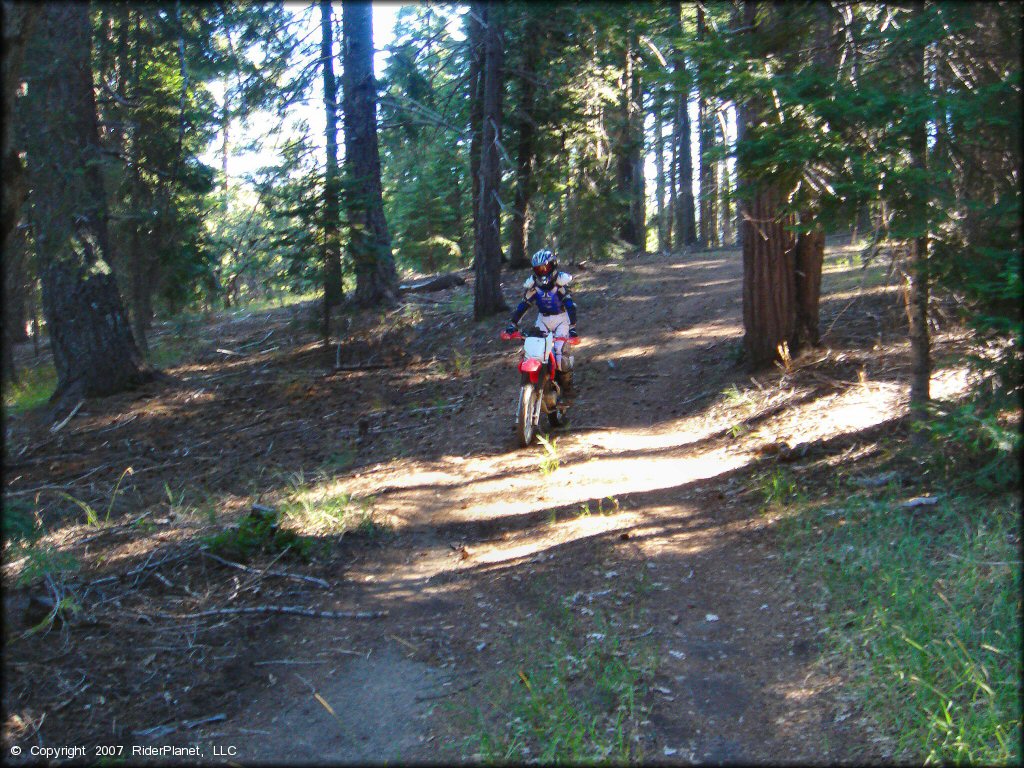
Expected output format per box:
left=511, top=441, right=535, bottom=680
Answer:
left=184, top=248, right=892, bottom=763
left=6, top=244, right=926, bottom=763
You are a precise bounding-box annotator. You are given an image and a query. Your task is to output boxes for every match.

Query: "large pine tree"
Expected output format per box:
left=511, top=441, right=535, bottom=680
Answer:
left=473, top=4, right=508, bottom=319
left=342, top=1, right=398, bottom=308
left=22, top=2, right=151, bottom=404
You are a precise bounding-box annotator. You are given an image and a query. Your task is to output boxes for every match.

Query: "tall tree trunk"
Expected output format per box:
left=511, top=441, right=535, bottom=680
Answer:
left=741, top=183, right=797, bottom=369
left=615, top=28, right=641, bottom=247
left=654, top=90, right=667, bottom=253
left=630, top=57, right=645, bottom=250
left=509, top=12, right=538, bottom=271
left=467, top=3, right=484, bottom=266
left=794, top=222, right=824, bottom=348
left=342, top=1, right=398, bottom=308
left=473, top=5, right=508, bottom=319
left=906, top=1, right=930, bottom=422
left=697, top=6, right=715, bottom=248
left=672, top=2, right=696, bottom=247
left=738, top=0, right=797, bottom=370
left=791, top=3, right=833, bottom=352
left=2, top=2, right=37, bottom=381
left=321, top=0, right=343, bottom=310
left=2, top=2, right=37, bottom=250
left=718, top=111, right=734, bottom=246
left=23, top=3, right=149, bottom=404
left=220, top=28, right=234, bottom=212
left=667, top=91, right=677, bottom=251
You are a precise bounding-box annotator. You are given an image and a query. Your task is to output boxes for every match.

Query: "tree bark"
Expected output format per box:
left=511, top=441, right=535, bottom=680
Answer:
left=738, top=0, right=797, bottom=370
left=697, top=6, right=716, bottom=248
left=23, top=3, right=149, bottom=403
left=473, top=5, right=508, bottom=319
left=718, top=112, right=734, bottom=246
left=508, top=12, right=538, bottom=271
left=467, top=3, right=484, bottom=266
left=907, top=1, right=930, bottom=418
left=672, top=2, right=696, bottom=247
left=320, top=1, right=343, bottom=310
left=741, top=183, right=796, bottom=369
left=794, top=222, right=824, bottom=348
left=342, top=1, right=398, bottom=308
left=654, top=90, right=667, bottom=253
left=630, top=52, right=645, bottom=250
left=615, top=27, right=644, bottom=248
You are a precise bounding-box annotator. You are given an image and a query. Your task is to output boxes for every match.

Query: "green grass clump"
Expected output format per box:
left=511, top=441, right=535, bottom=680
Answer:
left=202, top=507, right=314, bottom=563
left=536, top=434, right=560, bottom=476
left=777, top=463, right=1020, bottom=763
left=456, top=601, right=654, bottom=763
left=3, top=364, right=57, bottom=413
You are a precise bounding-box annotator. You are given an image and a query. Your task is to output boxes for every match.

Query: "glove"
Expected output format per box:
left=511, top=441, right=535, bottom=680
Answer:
left=568, top=328, right=578, bottom=338
left=505, top=323, right=517, bottom=335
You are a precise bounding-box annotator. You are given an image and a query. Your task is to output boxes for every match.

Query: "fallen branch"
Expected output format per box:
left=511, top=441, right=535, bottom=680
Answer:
left=399, top=272, right=466, bottom=293
left=201, top=551, right=330, bottom=589
left=135, top=713, right=227, bottom=739
left=142, top=606, right=388, bottom=620
left=330, top=362, right=395, bottom=372
left=50, top=400, right=85, bottom=434
left=414, top=678, right=481, bottom=702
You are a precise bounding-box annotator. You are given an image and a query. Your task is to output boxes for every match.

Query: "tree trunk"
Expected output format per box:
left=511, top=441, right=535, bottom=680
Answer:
left=2, top=227, right=30, bottom=384
left=3, top=2, right=36, bottom=383
left=342, top=1, right=398, bottom=308
left=615, top=29, right=641, bottom=247
left=667, top=90, right=677, bottom=251
left=509, top=12, right=538, bottom=271
left=467, top=3, right=484, bottom=267
left=741, top=183, right=796, bottom=369
left=738, top=0, right=797, bottom=370
left=630, top=54, right=645, bottom=250
left=794, top=222, right=824, bottom=349
left=907, top=1, right=930, bottom=419
left=697, top=6, right=715, bottom=248
left=718, top=111, right=734, bottom=246
left=672, top=2, right=696, bottom=247
left=23, top=3, right=149, bottom=403
left=321, top=0, right=344, bottom=309
left=473, top=5, right=508, bottom=319
left=654, top=90, right=667, bottom=253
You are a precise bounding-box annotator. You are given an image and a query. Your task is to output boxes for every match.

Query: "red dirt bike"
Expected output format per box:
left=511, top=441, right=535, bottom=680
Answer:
left=500, top=328, right=581, bottom=447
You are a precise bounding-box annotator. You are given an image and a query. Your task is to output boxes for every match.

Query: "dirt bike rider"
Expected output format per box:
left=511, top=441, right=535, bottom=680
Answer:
left=505, top=249, right=578, bottom=399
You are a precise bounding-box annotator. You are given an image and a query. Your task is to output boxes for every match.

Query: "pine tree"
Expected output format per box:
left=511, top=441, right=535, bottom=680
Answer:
left=342, top=1, right=398, bottom=308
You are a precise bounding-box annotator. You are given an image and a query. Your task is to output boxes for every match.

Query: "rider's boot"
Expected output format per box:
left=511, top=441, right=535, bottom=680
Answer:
left=556, top=370, right=576, bottom=400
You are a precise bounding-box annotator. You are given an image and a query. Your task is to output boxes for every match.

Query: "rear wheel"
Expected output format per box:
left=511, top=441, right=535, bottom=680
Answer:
left=516, top=384, right=539, bottom=447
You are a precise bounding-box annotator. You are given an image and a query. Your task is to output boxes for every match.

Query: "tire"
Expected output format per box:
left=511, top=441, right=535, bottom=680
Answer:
left=516, top=384, right=538, bottom=447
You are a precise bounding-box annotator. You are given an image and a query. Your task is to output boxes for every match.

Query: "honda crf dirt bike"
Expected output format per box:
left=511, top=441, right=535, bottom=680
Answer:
left=500, top=327, right=580, bottom=447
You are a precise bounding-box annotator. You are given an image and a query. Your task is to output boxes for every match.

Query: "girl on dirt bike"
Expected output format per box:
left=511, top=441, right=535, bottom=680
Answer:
left=505, top=249, right=578, bottom=398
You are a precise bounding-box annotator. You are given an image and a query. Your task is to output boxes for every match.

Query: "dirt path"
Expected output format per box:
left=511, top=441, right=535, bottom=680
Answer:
left=6, top=244, right=927, bottom=762
left=176, top=248, right=889, bottom=763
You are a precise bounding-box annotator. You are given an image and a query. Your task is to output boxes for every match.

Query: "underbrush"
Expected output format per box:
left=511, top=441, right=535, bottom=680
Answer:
left=771, top=402, right=1021, bottom=764
left=2, top=364, right=57, bottom=413
left=451, top=592, right=655, bottom=763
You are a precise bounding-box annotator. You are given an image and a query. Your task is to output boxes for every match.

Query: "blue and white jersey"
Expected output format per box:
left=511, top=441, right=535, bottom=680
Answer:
left=523, top=272, right=572, bottom=316
left=510, top=272, right=577, bottom=327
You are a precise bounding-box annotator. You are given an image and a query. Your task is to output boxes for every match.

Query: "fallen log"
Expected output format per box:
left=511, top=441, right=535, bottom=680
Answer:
left=399, top=272, right=466, bottom=293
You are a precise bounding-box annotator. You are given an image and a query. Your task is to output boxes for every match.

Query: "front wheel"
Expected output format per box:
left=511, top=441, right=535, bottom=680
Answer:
left=516, top=383, right=539, bottom=447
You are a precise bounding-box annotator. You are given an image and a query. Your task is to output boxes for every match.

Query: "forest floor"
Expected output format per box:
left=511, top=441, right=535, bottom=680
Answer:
left=3, top=239, right=976, bottom=764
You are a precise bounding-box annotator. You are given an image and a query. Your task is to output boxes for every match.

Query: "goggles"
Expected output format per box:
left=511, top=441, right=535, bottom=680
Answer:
left=533, top=263, right=554, bottom=276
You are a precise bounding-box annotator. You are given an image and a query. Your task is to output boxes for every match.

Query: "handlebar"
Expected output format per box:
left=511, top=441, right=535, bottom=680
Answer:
left=500, top=331, right=580, bottom=345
